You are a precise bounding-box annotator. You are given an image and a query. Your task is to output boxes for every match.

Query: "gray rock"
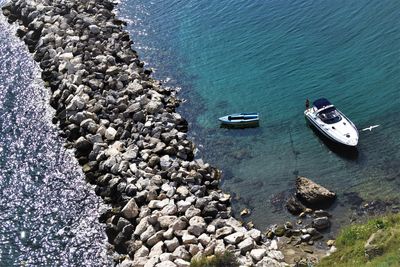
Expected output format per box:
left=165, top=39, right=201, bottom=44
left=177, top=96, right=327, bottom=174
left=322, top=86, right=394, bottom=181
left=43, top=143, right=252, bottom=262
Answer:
left=215, top=226, right=233, bottom=239
left=184, top=206, right=201, bottom=219
left=159, top=215, right=178, bottom=229
left=161, top=203, right=178, bottom=215
left=121, top=198, right=139, bottom=219
left=140, top=225, right=156, bottom=242
left=177, top=200, right=191, bottom=213
left=296, top=176, right=336, bottom=207
left=134, top=246, right=149, bottom=258
left=237, top=237, right=254, bottom=254
left=147, top=230, right=164, bottom=247
left=165, top=237, right=179, bottom=252
left=163, top=228, right=174, bottom=240
left=88, top=24, right=100, bottom=34
left=187, top=216, right=206, bottom=236
left=312, top=216, right=330, bottom=230
left=172, top=246, right=191, bottom=261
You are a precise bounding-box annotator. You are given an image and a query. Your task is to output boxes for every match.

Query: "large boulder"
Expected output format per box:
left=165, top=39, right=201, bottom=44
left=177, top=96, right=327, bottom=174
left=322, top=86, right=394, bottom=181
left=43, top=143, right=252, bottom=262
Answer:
left=296, top=176, right=336, bottom=208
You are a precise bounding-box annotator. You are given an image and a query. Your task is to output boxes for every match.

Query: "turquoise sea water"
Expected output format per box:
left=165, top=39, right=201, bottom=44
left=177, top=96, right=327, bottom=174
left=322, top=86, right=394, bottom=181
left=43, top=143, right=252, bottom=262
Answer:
left=120, top=0, right=400, bottom=230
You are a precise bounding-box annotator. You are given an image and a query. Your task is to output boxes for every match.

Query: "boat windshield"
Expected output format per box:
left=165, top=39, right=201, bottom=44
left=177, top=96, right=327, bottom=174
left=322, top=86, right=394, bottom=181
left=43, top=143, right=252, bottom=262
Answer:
left=317, top=107, right=342, bottom=124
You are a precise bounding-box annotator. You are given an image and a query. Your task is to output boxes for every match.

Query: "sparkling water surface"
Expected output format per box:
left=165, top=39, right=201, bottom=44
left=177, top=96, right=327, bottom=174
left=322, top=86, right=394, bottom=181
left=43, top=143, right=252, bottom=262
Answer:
left=0, top=6, right=112, bottom=266
left=119, top=0, right=400, bottom=231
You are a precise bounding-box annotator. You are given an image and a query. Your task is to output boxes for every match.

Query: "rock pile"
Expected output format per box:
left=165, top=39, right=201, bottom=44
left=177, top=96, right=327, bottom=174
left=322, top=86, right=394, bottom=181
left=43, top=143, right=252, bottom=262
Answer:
left=1, top=0, right=287, bottom=266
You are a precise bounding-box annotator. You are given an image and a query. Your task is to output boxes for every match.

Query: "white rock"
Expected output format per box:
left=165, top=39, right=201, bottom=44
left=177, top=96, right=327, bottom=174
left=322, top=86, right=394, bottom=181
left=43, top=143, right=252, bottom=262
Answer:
left=140, top=225, right=156, bottom=242
left=184, top=206, right=201, bottom=219
left=59, top=52, right=74, bottom=61
left=250, top=248, right=267, bottom=262
left=206, top=224, right=216, bottom=234
left=159, top=253, right=173, bottom=262
left=267, top=250, right=285, bottom=261
left=177, top=200, right=191, bottom=213
left=237, top=237, right=254, bottom=253
left=161, top=204, right=178, bottom=215
left=105, top=127, right=117, bottom=140
left=214, top=239, right=225, bottom=254
left=255, top=257, right=283, bottom=267
left=269, top=239, right=278, bottom=250
left=174, top=258, right=190, bottom=267
left=247, top=228, right=262, bottom=241
left=88, top=24, right=100, bottom=34
left=158, top=216, right=178, bottom=229
left=182, top=232, right=197, bottom=245
left=134, top=246, right=149, bottom=258
left=198, top=233, right=211, bottom=246
left=134, top=217, right=149, bottom=236
left=144, top=256, right=159, bottom=267
left=149, top=241, right=164, bottom=258
left=176, top=186, right=189, bottom=197
left=155, top=260, right=176, bottom=267
left=224, top=232, right=245, bottom=245
left=132, top=257, right=147, bottom=267
left=149, top=198, right=169, bottom=209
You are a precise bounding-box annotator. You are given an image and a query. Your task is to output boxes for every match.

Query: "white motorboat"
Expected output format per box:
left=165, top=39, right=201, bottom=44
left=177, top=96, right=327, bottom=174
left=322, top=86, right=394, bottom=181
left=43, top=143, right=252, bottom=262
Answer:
left=304, top=98, right=358, bottom=146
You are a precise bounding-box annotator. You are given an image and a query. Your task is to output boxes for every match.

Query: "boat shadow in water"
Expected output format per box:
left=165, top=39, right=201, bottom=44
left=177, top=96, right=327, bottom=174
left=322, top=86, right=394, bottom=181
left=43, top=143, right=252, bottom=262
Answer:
left=306, top=121, right=359, bottom=161
left=220, top=122, right=260, bottom=129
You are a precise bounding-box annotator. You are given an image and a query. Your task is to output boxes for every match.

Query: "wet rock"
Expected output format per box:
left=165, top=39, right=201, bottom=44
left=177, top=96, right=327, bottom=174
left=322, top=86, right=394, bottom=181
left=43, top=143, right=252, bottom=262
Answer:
left=286, top=195, right=306, bottom=215
left=296, top=176, right=336, bottom=208
left=312, top=216, right=330, bottom=230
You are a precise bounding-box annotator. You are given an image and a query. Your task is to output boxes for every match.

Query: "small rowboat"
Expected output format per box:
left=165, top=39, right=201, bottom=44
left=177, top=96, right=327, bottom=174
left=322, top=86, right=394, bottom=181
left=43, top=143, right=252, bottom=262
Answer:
left=218, top=112, right=259, bottom=127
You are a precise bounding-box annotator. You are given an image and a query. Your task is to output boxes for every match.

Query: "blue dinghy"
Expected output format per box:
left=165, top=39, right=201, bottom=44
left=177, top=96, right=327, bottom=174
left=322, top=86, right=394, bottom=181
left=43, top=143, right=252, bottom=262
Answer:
left=218, top=112, right=259, bottom=127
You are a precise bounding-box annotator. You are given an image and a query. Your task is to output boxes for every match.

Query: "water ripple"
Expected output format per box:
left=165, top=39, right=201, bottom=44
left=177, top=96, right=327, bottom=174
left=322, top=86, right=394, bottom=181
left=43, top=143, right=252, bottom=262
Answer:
left=0, top=9, right=112, bottom=267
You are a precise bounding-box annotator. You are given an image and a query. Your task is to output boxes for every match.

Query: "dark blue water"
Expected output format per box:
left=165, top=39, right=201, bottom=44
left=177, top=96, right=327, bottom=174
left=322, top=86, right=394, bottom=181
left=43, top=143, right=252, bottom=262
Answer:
left=119, top=0, right=400, bottom=229
left=0, top=7, right=112, bottom=267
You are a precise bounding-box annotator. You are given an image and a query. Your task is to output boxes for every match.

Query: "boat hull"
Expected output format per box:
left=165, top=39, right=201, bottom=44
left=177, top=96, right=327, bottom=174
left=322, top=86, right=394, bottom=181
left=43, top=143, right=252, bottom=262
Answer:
left=305, top=114, right=358, bottom=147
left=218, top=113, right=259, bottom=128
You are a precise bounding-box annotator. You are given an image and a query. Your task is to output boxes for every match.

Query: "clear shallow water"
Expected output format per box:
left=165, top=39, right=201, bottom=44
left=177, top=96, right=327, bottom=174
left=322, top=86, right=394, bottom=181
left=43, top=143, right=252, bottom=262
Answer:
left=0, top=9, right=111, bottom=267
left=120, top=0, right=400, bottom=230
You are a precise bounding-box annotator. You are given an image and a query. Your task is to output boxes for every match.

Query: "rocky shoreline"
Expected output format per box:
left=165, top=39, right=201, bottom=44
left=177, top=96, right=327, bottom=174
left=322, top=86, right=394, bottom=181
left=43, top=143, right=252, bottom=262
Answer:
left=1, top=0, right=288, bottom=266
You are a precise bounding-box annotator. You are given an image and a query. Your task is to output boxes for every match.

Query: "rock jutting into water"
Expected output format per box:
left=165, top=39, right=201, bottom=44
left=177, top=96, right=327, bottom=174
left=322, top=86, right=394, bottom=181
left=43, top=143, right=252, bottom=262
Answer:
left=295, top=176, right=336, bottom=209
left=1, top=0, right=288, bottom=266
